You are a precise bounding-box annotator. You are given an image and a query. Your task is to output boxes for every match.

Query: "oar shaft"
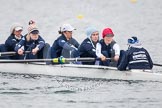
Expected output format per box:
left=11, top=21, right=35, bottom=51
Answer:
left=153, top=63, right=162, bottom=67
left=55, top=57, right=112, bottom=63
left=0, top=59, right=52, bottom=63
left=65, top=58, right=111, bottom=62
left=0, top=57, right=112, bottom=63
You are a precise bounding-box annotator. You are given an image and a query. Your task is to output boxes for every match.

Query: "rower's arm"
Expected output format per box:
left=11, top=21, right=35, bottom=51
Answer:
left=14, top=37, right=26, bottom=52
left=144, top=49, right=153, bottom=69
left=113, top=43, right=120, bottom=56
left=82, top=43, right=97, bottom=57
left=58, top=39, right=77, bottom=51
left=113, top=43, right=120, bottom=61
left=5, top=36, right=17, bottom=51
left=96, top=43, right=103, bottom=57
left=36, top=36, right=45, bottom=51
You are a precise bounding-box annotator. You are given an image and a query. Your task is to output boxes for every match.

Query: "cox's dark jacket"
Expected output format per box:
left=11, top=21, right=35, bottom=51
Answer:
left=118, top=46, right=153, bottom=70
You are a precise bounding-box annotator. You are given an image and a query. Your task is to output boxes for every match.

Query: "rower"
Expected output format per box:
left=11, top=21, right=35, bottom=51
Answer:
left=79, top=26, right=100, bottom=65
left=50, top=24, right=80, bottom=59
left=96, top=27, right=120, bottom=66
left=0, top=44, right=9, bottom=59
left=5, top=23, right=24, bottom=59
left=15, top=22, right=48, bottom=59
left=117, top=36, right=153, bottom=71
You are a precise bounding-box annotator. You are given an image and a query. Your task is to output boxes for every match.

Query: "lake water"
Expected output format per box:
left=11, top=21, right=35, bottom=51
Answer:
left=0, top=0, right=162, bottom=108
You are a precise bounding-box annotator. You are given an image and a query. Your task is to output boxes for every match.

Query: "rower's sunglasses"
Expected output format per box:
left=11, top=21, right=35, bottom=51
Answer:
left=92, top=33, right=99, bottom=36
left=67, top=31, right=72, bottom=33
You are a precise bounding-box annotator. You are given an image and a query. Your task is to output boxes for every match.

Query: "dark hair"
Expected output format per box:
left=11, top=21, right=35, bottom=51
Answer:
left=29, top=20, right=35, bottom=25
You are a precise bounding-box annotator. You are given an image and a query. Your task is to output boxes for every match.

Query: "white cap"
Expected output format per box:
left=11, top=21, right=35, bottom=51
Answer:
left=28, top=27, right=39, bottom=34
left=15, top=26, right=23, bottom=31
left=61, top=24, right=76, bottom=32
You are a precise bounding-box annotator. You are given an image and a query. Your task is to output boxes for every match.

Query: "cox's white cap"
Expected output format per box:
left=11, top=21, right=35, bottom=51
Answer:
left=15, top=26, right=23, bottom=31
left=61, top=24, right=76, bottom=32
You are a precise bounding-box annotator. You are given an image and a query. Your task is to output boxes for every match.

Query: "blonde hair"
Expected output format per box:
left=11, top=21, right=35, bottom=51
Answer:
left=26, top=24, right=37, bottom=41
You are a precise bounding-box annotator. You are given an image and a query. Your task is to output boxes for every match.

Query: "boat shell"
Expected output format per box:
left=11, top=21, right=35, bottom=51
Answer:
left=0, top=63, right=162, bottom=81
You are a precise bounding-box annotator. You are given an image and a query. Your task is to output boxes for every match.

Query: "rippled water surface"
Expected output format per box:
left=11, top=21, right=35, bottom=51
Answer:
left=0, top=73, right=162, bottom=108
left=0, top=0, right=162, bottom=107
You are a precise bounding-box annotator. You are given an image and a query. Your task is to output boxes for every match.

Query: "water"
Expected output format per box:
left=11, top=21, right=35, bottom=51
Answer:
left=0, top=73, right=162, bottom=108
left=0, top=0, right=162, bottom=107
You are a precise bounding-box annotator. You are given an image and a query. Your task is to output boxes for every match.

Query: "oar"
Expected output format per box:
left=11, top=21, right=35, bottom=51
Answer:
left=153, top=63, right=162, bottom=67
left=0, top=51, right=30, bottom=57
left=0, top=57, right=112, bottom=63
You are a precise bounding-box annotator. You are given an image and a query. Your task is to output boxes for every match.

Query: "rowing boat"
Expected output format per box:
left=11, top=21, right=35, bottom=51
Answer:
left=0, top=62, right=162, bottom=81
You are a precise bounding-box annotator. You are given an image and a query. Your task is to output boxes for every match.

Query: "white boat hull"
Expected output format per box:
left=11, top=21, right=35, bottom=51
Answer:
left=0, top=63, right=162, bottom=81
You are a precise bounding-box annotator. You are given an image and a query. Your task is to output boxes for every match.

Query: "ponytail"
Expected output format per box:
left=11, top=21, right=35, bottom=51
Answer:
left=26, top=33, right=30, bottom=42
left=58, top=27, right=63, bottom=34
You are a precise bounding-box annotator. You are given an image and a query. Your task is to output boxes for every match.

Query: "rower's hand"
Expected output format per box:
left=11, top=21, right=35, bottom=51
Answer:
left=18, top=49, right=24, bottom=55
left=100, top=55, right=107, bottom=61
left=32, top=47, right=39, bottom=55
left=113, top=55, right=119, bottom=62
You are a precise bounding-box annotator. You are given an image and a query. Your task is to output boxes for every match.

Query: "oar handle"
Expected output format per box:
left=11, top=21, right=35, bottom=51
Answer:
left=0, top=51, right=30, bottom=57
left=0, top=52, right=16, bottom=56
